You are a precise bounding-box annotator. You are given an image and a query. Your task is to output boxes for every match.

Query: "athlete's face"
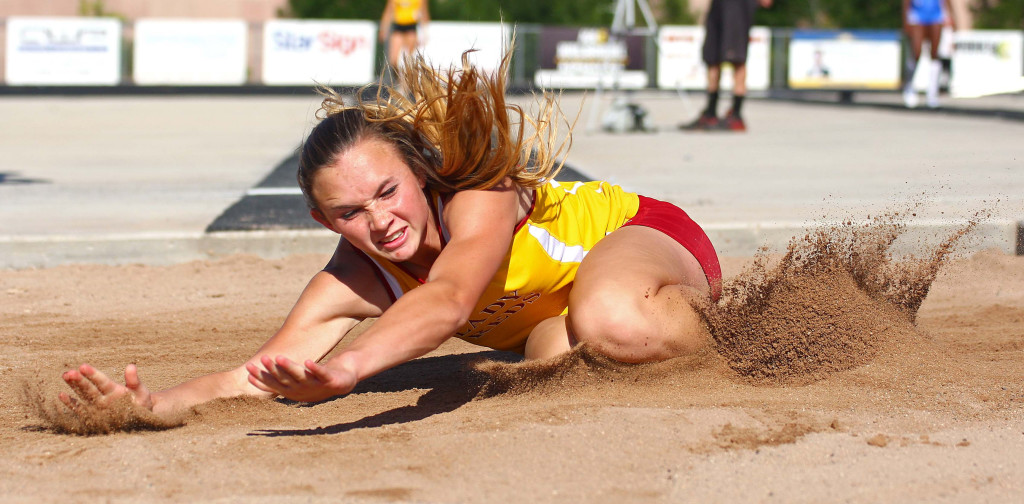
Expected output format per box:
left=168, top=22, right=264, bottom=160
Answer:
left=309, top=137, right=434, bottom=264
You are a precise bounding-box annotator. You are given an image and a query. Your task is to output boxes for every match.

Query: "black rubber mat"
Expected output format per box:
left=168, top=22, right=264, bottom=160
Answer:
left=207, top=152, right=593, bottom=232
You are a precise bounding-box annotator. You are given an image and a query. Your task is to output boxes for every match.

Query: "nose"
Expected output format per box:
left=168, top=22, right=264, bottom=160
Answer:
left=366, top=204, right=392, bottom=232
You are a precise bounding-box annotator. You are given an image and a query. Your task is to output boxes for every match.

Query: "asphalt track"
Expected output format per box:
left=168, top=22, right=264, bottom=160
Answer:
left=1, top=90, right=1022, bottom=269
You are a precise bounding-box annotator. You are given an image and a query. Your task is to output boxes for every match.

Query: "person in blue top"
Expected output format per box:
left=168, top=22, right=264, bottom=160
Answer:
left=902, top=0, right=956, bottom=109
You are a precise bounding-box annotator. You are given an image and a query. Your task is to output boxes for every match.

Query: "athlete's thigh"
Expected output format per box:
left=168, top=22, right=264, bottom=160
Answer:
left=396, top=31, right=418, bottom=52
left=925, top=24, right=943, bottom=56
left=572, top=225, right=708, bottom=299
left=905, top=24, right=925, bottom=54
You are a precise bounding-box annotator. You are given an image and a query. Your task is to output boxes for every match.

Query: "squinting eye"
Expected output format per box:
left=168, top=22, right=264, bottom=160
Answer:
left=382, top=186, right=397, bottom=197
left=341, top=209, right=359, bottom=220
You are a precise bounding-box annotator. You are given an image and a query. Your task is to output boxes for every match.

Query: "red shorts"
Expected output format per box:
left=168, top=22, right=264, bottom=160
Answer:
left=623, top=195, right=723, bottom=301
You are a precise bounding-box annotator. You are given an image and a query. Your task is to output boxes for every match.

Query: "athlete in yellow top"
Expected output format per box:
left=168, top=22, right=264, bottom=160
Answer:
left=58, top=45, right=722, bottom=417
left=379, top=0, right=430, bottom=74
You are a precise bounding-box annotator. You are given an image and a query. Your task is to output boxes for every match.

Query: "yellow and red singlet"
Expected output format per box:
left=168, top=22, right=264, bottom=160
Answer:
left=357, top=180, right=640, bottom=353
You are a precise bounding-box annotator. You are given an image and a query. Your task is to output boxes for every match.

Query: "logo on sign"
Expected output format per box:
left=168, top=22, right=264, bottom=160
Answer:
left=318, top=32, right=366, bottom=56
left=955, top=40, right=1012, bottom=59
left=17, top=27, right=109, bottom=51
left=272, top=30, right=314, bottom=51
left=272, top=30, right=367, bottom=56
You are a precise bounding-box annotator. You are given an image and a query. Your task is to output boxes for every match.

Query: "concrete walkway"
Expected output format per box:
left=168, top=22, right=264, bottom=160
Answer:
left=1, top=91, right=1021, bottom=269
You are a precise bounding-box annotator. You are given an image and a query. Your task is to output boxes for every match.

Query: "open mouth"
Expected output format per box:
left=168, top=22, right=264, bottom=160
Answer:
left=379, top=228, right=407, bottom=250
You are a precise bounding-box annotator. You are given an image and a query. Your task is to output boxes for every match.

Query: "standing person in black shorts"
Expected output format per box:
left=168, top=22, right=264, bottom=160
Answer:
left=681, top=0, right=772, bottom=132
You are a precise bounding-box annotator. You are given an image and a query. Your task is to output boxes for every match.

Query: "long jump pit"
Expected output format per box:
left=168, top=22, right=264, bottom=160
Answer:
left=2, top=210, right=1022, bottom=502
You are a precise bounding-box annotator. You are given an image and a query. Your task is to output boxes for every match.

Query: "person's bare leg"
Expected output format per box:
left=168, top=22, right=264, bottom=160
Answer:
left=732, top=63, right=747, bottom=96
left=387, top=32, right=402, bottom=69
left=907, top=25, right=925, bottom=60
left=904, top=25, right=925, bottom=108
left=524, top=315, right=573, bottom=360
left=565, top=226, right=713, bottom=364
left=389, top=31, right=418, bottom=92
left=706, top=64, right=722, bottom=93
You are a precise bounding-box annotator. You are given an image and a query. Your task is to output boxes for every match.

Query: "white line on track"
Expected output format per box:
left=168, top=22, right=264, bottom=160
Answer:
left=246, top=187, right=304, bottom=196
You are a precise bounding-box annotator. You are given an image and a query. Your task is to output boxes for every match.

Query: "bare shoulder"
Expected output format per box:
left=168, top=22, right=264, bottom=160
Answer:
left=308, top=239, right=391, bottom=319
left=440, top=179, right=531, bottom=230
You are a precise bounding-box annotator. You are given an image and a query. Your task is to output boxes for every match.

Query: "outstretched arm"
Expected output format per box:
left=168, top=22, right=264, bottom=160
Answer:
left=248, top=181, right=521, bottom=402
left=61, top=261, right=386, bottom=417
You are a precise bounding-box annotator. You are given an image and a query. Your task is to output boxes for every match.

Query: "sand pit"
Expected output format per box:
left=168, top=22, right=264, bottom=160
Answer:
left=2, top=226, right=1023, bottom=501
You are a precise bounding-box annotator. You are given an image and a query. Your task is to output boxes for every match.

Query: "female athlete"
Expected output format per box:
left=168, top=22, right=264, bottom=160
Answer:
left=379, top=0, right=430, bottom=75
left=59, top=48, right=722, bottom=415
left=902, top=0, right=956, bottom=108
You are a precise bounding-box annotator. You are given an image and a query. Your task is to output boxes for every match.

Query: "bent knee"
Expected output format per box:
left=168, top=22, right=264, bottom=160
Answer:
left=569, top=293, right=659, bottom=362
left=569, top=289, right=710, bottom=363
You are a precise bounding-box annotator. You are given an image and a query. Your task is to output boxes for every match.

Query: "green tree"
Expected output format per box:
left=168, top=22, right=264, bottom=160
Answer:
left=282, top=0, right=694, bottom=26
left=821, top=0, right=902, bottom=29
left=280, top=0, right=382, bottom=19
left=972, top=0, right=1024, bottom=29
left=752, top=0, right=903, bottom=29
left=661, top=0, right=697, bottom=25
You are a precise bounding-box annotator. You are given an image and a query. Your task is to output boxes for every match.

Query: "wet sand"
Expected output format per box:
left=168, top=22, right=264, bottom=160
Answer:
left=3, top=235, right=1022, bottom=501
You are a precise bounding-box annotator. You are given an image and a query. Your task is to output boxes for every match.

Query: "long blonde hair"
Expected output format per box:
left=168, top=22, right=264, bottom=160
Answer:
left=298, top=41, right=573, bottom=208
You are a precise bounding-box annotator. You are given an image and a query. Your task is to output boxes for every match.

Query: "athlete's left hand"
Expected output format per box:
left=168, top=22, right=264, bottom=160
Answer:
left=245, top=355, right=357, bottom=403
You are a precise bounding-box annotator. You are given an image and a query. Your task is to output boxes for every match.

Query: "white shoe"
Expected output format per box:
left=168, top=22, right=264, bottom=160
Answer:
left=926, top=93, right=940, bottom=109
left=903, top=88, right=919, bottom=109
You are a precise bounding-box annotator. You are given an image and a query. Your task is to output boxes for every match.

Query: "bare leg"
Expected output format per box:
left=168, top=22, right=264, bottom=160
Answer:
left=906, top=24, right=925, bottom=60
left=925, top=24, right=942, bottom=60
left=387, top=32, right=402, bottom=69
left=732, top=63, right=748, bottom=96
left=524, top=315, right=573, bottom=360
left=903, top=25, right=925, bottom=108
left=388, top=31, right=419, bottom=89
left=706, top=64, right=722, bottom=93
left=565, top=226, right=712, bottom=363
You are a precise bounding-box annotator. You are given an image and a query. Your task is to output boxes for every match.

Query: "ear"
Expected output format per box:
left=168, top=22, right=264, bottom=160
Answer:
left=310, top=209, right=338, bottom=233
left=416, top=171, right=426, bottom=189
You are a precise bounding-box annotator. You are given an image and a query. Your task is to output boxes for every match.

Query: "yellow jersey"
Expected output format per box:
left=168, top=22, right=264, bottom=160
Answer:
left=359, top=180, right=640, bottom=353
left=393, top=0, right=422, bottom=26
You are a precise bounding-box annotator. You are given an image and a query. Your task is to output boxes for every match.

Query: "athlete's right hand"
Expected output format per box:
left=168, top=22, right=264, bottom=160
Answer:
left=60, top=364, right=154, bottom=412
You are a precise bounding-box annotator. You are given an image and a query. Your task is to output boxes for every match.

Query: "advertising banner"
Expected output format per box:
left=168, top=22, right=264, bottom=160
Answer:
left=787, top=30, right=901, bottom=90
left=133, top=19, right=248, bottom=85
left=419, top=22, right=508, bottom=73
left=534, top=28, right=648, bottom=89
left=657, top=25, right=770, bottom=91
left=262, top=20, right=376, bottom=86
left=5, top=17, right=122, bottom=85
left=949, top=30, right=1024, bottom=98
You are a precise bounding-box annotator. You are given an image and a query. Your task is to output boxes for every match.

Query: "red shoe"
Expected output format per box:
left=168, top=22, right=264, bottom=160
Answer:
left=679, top=114, right=719, bottom=131
left=718, top=111, right=746, bottom=132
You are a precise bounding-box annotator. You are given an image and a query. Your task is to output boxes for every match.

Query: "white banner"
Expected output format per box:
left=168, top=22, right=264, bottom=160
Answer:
left=657, top=25, right=771, bottom=91
left=5, top=17, right=122, bottom=85
left=133, top=19, right=248, bottom=85
left=262, top=20, right=376, bottom=86
left=418, top=22, right=509, bottom=73
left=949, top=30, right=1024, bottom=98
left=788, top=30, right=901, bottom=90
left=534, top=28, right=647, bottom=90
